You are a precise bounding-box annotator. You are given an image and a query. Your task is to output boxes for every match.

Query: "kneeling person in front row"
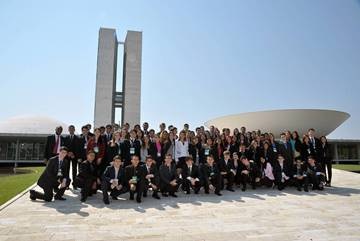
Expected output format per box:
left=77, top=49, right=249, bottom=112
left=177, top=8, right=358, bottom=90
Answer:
left=30, top=147, right=70, bottom=202
left=143, top=155, right=161, bottom=199
left=101, top=155, right=128, bottom=204
left=125, top=155, right=145, bottom=203
left=159, top=154, right=181, bottom=197
left=239, top=156, right=260, bottom=191
left=75, top=150, right=98, bottom=202
left=293, top=158, right=309, bottom=192
left=201, top=155, right=222, bottom=196
left=306, top=156, right=325, bottom=191
left=182, top=156, right=201, bottom=194
left=218, top=151, right=236, bottom=192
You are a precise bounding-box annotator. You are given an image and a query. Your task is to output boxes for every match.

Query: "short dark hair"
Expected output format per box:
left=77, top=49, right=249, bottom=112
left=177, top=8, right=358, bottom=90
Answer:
left=113, top=155, right=122, bottom=161
left=87, top=150, right=95, bottom=155
left=59, top=146, right=68, bottom=152
left=106, top=124, right=112, bottom=129
left=223, top=150, right=230, bottom=156
left=185, top=156, right=193, bottom=162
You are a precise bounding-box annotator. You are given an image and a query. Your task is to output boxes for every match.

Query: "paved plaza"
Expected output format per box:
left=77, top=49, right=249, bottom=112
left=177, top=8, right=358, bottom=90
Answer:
left=0, top=169, right=359, bottom=241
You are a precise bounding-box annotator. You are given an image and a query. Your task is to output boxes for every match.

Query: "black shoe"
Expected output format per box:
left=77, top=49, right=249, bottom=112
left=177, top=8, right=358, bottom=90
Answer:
left=54, top=196, right=66, bottom=201
left=226, top=188, right=235, bottom=192
left=72, top=185, right=78, bottom=190
left=136, top=196, right=141, bottom=203
left=80, top=196, right=87, bottom=202
left=215, top=192, right=222, bottom=196
left=130, top=195, right=134, bottom=200
left=205, top=191, right=209, bottom=194
left=241, top=188, right=246, bottom=192
left=186, top=191, right=190, bottom=195
left=304, top=188, right=309, bottom=192
left=252, top=185, right=256, bottom=190
left=152, top=193, right=160, bottom=199
left=103, top=199, right=110, bottom=205
left=162, top=193, right=168, bottom=197
left=169, top=193, right=178, bottom=198
left=143, top=192, right=147, bottom=198
left=297, top=187, right=302, bottom=191
left=30, top=190, right=36, bottom=200
left=111, top=195, right=118, bottom=200
left=194, top=190, right=199, bottom=194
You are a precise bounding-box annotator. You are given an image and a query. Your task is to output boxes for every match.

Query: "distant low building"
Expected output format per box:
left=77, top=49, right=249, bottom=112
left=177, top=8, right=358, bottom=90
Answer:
left=0, top=115, right=69, bottom=164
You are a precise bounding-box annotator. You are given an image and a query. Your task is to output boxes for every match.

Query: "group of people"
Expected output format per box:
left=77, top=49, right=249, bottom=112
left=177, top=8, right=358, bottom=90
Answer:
left=30, top=122, right=333, bottom=205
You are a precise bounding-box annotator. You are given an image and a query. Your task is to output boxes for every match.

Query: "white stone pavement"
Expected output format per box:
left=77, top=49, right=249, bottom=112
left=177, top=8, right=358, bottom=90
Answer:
left=0, top=169, right=359, bottom=241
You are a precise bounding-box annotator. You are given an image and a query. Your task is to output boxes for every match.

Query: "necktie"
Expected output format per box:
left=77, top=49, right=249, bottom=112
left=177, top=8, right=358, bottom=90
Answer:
left=53, top=136, right=59, bottom=154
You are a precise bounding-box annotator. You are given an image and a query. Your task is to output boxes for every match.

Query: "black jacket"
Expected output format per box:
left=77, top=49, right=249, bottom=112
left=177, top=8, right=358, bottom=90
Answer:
left=37, top=156, right=69, bottom=189
left=144, top=163, right=160, bottom=186
left=182, top=164, right=201, bottom=180
left=273, top=162, right=292, bottom=182
left=218, top=159, right=236, bottom=173
left=201, top=163, right=220, bottom=183
left=159, top=163, right=177, bottom=185
left=124, top=164, right=146, bottom=187
left=102, top=165, right=126, bottom=186
left=122, top=139, right=141, bottom=165
left=44, top=135, right=66, bottom=160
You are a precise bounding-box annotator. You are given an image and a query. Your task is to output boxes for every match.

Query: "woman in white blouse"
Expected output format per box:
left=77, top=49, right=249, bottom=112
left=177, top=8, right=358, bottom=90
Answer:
left=175, top=130, right=189, bottom=169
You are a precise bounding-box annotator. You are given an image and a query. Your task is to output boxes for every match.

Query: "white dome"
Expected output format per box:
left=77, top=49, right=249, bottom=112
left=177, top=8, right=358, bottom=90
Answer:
left=205, top=109, right=350, bottom=137
left=0, top=115, right=70, bottom=136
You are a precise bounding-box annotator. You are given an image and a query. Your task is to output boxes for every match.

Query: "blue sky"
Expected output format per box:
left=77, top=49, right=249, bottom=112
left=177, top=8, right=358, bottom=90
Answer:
left=0, top=0, right=359, bottom=138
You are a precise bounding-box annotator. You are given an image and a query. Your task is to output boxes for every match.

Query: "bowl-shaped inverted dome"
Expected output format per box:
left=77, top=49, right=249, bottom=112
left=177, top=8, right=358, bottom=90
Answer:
left=205, top=109, right=350, bottom=137
left=0, top=115, right=69, bottom=136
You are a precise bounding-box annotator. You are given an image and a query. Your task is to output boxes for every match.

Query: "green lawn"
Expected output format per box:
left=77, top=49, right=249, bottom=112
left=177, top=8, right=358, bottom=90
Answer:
left=0, top=166, right=45, bottom=206
left=333, top=164, right=360, bottom=172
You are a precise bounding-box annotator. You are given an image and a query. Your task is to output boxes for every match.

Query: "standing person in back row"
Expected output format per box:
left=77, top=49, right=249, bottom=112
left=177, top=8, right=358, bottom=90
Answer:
left=44, top=126, right=66, bottom=163
left=175, top=130, right=189, bottom=170
left=65, top=125, right=80, bottom=189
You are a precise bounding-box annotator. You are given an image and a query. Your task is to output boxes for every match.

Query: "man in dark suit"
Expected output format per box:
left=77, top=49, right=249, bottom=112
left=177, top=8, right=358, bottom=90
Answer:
left=75, top=150, right=98, bottom=202
left=121, top=130, right=141, bottom=166
left=143, top=156, right=161, bottom=199
left=293, top=158, right=309, bottom=192
left=101, top=155, right=128, bottom=204
left=201, top=155, right=222, bottom=196
left=218, top=150, right=236, bottom=192
left=273, top=154, right=293, bottom=190
left=308, top=128, right=321, bottom=159
left=77, top=125, right=90, bottom=161
left=239, top=156, right=260, bottom=191
left=125, top=155, right=145, bottom=203
left=44, top=126, right=66, bottom=162
left=64, top=125, right=81, bottom=189
left=104, top=124, right=113, bottom=143
left=277, top=133, right=294, bottom=167
left=159, top=154, right=180, bottom=197
left=30, top=147, right=70, bottom=201
left=181, top=156, right=201, bottom=194
left=306, top=155, right=326, bottom=191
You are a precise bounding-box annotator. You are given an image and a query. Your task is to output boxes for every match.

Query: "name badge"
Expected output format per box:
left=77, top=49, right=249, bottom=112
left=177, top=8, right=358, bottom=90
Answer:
left=205, top=149, right=210, bottom=156
left=210, top=172, right=215, bottom=176
left=157, top=152, right=161, bottom=157
left=84, top=144, right=87, bottom=149
left=93, top=146, right=99, bottom=153
left=130, top=147, right=135, bottom=154
left=132, top=176, right=138, bottom=181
